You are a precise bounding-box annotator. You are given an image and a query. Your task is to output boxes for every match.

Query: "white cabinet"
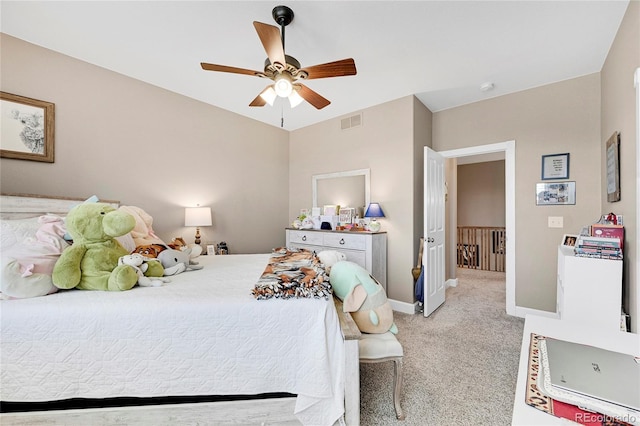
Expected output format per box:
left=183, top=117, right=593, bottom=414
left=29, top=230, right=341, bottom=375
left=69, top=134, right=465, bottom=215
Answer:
left=557, top=246, right=623, bottom=332
left=286, top=228, right=387, bottom=291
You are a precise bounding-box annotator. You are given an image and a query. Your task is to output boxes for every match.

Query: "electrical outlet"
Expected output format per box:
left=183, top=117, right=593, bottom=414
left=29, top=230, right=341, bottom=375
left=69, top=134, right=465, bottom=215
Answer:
left=548, top=216, right=564, bottom=228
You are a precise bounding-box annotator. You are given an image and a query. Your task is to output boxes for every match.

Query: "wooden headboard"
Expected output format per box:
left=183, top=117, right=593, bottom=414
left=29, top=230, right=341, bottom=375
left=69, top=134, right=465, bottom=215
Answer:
left=0, top=193, right=120, bottom=220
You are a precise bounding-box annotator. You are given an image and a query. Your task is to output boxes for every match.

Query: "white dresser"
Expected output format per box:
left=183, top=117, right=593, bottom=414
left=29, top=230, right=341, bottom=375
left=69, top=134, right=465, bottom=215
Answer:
left=285, top=228, right=387, bottom=291
left=556, top=246, right=623, bottom=332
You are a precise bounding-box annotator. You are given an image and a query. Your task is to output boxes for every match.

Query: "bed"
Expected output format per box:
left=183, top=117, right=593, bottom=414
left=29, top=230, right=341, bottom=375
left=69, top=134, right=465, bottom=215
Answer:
left=0, top=193, right=361, bottom=426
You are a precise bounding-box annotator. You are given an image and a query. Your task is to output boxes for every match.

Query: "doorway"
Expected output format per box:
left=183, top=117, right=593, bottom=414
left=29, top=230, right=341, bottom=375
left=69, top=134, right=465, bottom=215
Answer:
left=438, top=141, right=516, bottom=316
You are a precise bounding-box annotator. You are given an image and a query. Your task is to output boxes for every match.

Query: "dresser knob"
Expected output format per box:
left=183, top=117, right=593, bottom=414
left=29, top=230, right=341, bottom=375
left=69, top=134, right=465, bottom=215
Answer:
left=339, top=238, right=345, bottom=245
left=302, top=235, right=307, bottom=241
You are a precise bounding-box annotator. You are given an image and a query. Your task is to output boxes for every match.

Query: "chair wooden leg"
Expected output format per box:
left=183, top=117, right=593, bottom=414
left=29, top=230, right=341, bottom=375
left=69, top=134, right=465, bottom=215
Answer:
left=393, top=358, right=405, bottom=420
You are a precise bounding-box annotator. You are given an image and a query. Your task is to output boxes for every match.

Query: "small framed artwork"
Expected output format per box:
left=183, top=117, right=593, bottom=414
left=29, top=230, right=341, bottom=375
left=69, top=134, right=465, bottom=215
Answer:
left=206, top=244, right=215, bottom=256
left=323, top=205, right=338, bottom=216
left=339, top=208, right=355, bottom=223
left=536, top=181, right=576, bottom=205
left=1, top=92, right=55, bottom=163
left=561, top=234, right=578, bottom=247
left=541, top=153, right=569, bottom=180
left=605, top=131, right=620, bottom=202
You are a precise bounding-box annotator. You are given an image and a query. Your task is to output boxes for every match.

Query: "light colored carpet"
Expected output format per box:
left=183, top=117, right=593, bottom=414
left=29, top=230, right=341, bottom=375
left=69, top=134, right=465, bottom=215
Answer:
left=360, top=268, right=525, bottom=426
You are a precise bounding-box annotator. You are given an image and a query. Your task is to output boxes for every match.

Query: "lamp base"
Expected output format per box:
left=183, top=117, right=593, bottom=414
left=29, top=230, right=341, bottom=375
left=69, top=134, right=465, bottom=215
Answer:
left=368, top=220, right=381, bottom=232
left=194, top=227, right=201, bottom=245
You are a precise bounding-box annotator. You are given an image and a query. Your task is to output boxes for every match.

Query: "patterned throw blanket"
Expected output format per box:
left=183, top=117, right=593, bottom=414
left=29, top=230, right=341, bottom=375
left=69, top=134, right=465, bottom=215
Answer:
left=252, top=247, right=332, bottom=300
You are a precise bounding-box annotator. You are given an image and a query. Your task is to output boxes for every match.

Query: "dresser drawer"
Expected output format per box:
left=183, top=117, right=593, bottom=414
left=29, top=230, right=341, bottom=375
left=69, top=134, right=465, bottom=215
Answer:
left=337, top=249, right=366, bottom=269
left=322, top=233, right=366, bottom=250
left=287, top=230, right=324, bottom=246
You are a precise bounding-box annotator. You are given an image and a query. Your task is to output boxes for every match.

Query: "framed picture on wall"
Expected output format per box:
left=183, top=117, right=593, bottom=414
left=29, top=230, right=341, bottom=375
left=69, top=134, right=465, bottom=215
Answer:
left=541, top=152, right=569, bottom=180
left=536, top=181, right=576, bottom=205
left=605, top=131, right=620, bottom=202
left=0, top=92, right=55, bottom=163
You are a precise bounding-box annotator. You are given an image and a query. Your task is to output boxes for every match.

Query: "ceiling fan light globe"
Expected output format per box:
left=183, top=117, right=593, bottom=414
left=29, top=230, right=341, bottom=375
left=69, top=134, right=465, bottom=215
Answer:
left=260, top=86, right=277, bottom=106
left=274, top=74, right=293, bottom=97
left=288, top=90, right=304, bottom=108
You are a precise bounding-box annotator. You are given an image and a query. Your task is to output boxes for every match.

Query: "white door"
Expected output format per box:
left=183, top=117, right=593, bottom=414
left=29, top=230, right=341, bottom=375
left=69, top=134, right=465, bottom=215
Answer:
left=424, top=147, right=446, bottom=317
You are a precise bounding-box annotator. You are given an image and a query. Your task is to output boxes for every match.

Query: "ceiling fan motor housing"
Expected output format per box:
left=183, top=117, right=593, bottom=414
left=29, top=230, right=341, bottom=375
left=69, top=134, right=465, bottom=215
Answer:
left=262, top=55, right=308, bottom=80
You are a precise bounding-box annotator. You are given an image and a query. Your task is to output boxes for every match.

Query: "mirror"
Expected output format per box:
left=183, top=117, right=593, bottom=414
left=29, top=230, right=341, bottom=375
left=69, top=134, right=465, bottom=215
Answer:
left=312, top=169, right=370, bottom=218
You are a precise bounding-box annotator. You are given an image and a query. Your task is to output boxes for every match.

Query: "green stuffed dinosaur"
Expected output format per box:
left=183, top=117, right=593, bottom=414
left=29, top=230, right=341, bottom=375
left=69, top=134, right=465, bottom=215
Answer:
left=52, top=203, right=163, bottom=291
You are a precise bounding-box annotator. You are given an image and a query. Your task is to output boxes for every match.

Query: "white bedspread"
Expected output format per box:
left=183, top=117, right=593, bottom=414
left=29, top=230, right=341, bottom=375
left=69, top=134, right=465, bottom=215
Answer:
left=0, top=254, right=345, bottom=426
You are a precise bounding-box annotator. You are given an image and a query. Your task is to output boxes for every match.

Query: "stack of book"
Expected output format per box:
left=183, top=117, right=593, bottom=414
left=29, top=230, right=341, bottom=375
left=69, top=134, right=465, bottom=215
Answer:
left=574, top=235, right=623, bottom=260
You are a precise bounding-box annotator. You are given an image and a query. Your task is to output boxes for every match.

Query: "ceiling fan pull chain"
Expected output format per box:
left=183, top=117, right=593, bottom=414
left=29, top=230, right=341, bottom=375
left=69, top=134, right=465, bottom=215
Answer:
left=281, top=104, right=284, bottom=128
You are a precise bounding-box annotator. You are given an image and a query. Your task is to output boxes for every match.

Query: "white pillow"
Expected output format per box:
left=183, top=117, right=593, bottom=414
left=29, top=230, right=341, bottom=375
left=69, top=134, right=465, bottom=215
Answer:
left=1, top=217, right=42, bottom=253
left=1, top=215, right=68, bottom=299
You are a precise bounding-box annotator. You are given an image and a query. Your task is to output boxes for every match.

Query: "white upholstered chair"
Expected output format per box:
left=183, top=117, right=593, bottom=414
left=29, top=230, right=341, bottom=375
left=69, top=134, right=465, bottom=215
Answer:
left=358, top=331, right=405, bottom=420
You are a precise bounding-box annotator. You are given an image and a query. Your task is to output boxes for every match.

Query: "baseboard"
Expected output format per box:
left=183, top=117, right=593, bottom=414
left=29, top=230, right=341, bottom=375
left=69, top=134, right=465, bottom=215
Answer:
left=388, top=298, right=419, bottom=314
left=446, top=278, right=458, bottom=288
left=513, top=306, right=559, bottom=319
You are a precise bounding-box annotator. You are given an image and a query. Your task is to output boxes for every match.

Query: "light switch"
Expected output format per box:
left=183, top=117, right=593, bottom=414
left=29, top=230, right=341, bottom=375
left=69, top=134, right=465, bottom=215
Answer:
left=548, top=216, right=563, bottom=228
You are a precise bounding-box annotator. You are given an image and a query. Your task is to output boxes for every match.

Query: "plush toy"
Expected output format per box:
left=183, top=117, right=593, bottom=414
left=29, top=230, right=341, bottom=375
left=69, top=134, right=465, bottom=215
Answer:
left=329, top=261, right=398, bottom=334
left=132, top=244, right=167, bottom=259
left=317, top=250, right=347, bottom=272
left=52, top=203, right=163, bottom=291
left=118, top=205, right=166, bottom=247
left=157, top=247, right=203, bottom=276
left=118, top=254, right=170, bottom=287
left=168, top=237, right=187, bottom=250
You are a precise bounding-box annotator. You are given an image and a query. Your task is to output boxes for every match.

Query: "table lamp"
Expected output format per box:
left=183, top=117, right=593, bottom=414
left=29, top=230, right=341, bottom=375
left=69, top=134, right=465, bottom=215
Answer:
left=364, top=202, right=385, bottom=232
left=184, top=206, right=212, bottom=245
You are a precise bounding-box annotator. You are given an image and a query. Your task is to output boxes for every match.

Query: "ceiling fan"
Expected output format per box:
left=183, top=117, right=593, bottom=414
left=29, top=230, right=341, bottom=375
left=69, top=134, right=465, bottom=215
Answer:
left=200, top=5, right=357, bottom=110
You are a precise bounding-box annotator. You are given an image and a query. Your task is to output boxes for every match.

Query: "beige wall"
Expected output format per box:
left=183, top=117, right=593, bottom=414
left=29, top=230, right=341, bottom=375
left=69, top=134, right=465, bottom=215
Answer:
left=457, top=161, right=506, bottom=227
left=289, top=96, right=421, bottom=303
left=413, top=97, right=433, bottom=276
left=0, top=34, right=290, bottom=254
left=433, top=74, right=603, bottom=312
left=600, top=0, right=639, bottom=332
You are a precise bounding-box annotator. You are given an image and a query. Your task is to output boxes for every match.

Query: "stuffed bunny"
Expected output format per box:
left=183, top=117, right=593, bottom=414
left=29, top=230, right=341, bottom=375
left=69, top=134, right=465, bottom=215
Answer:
left=118, top=253, right=170, bottom=287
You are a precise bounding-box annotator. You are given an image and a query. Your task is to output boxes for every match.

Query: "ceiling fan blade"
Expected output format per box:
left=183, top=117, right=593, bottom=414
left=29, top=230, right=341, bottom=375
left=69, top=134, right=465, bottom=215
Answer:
left=296, top=84, right=331, bottom=110
left=249, top=94, right=267, bottom=107
left=300, top=58, right=357, bottom=80
left=201, top=62, right=263, bottom=77
left=249, top=85, right=275, bottom=107
left=253, top=21, right=286, bottom=68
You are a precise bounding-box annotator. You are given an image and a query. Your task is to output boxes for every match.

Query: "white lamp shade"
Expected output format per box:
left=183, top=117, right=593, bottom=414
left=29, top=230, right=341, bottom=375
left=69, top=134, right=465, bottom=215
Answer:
left=185, top=207, right=212, bottom=227
left=288, top=90, right=304, bottom=108
left=260, top=86, right=277, bottom=106
left=274, top=74, right=293, bottom=97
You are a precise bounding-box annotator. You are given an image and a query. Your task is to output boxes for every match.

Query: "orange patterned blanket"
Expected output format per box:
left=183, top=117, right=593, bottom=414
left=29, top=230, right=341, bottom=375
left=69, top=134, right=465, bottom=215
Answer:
left=252, top=247, right=332, bottom=300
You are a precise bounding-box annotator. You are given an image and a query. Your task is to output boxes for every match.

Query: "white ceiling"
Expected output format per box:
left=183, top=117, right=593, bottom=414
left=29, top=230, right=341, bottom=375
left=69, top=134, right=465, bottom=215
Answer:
left=0, top=1, right=630, bottom=131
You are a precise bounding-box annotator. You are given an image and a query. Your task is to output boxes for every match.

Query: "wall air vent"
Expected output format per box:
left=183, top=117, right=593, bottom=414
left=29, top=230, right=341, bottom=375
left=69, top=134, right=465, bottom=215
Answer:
left=340, top=113, right=362, bottom=130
